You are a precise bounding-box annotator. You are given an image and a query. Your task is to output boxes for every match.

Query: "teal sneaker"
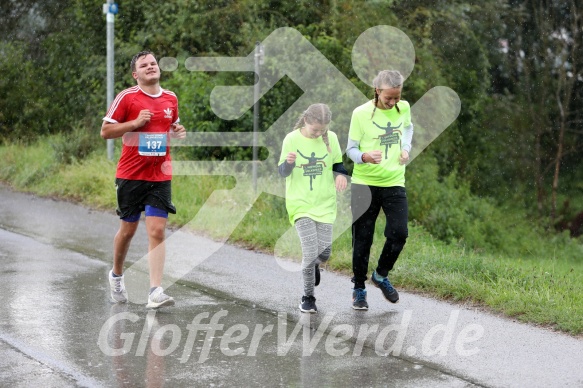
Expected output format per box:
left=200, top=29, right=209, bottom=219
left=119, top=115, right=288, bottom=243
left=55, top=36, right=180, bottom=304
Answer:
left=352, top=288, right=369, bottom=310
left=371, top=271, right=399, bottom=303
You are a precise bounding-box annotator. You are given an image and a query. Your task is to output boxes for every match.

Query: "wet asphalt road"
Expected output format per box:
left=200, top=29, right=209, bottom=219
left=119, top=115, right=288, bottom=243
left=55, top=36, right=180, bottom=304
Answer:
left=0, top=227, right=469, bottom=387
left=0, top=188, right=471, bottom=387
left=0, top=185, right=582, bottom=387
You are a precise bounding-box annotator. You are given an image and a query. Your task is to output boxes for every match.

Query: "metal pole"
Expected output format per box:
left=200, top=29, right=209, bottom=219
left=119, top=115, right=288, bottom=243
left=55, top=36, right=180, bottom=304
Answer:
left=106, top=1, right=115, bottom=160
left=252, top=42, right=261, bottom=194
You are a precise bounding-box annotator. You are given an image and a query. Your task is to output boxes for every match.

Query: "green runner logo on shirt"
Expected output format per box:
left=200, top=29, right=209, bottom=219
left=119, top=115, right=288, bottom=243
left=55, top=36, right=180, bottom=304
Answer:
left=296, top=149, right=327, bottom=191
left=373, top=121, right=402, bottom=159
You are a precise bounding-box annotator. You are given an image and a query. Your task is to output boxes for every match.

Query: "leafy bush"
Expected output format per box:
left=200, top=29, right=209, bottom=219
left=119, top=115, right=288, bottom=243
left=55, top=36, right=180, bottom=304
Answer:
left=50, top=123, right=100, bottom=165
left=409, top=154, right=532, bottom=255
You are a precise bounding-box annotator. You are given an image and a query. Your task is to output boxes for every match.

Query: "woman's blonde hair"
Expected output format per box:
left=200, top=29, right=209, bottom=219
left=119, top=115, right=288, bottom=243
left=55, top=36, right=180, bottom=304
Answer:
left=371, top=70, right=403, bottom=118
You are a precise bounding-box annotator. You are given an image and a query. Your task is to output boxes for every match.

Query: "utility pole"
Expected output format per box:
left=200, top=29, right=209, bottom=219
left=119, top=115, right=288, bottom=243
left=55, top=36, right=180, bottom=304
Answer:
left=253, top=42, right=264, bottom=194
left=103, top=1, right=118, bottom=161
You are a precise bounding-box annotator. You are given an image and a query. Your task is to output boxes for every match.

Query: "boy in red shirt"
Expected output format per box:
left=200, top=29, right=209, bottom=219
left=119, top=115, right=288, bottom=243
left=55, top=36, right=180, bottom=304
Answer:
left=101, top=51, right=186, bottom=309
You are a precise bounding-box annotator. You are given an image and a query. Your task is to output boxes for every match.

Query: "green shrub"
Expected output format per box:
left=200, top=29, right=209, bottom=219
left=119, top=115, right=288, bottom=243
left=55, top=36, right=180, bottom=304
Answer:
left=50, top=123, right=100, bottom=165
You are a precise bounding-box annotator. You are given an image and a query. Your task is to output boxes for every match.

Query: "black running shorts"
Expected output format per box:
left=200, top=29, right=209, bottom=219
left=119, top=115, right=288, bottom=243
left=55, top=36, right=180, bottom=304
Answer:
left=115, top=178, right=177, bottom=219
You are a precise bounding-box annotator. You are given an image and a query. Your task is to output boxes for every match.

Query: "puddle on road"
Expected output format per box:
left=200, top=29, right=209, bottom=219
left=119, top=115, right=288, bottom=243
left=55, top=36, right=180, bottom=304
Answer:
left=0, top=228, right=476, bottom=387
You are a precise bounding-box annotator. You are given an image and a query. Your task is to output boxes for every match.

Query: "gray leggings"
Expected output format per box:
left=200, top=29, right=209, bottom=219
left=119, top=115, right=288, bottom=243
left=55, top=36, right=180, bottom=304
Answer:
left=295, top=217, right=333, bottom=296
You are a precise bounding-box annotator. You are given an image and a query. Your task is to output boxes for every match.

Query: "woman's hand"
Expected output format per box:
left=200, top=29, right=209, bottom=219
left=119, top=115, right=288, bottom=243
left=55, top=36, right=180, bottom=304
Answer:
left=363, top=150, right=382, bottom=164
left=399, top=149, right=410, bottom=165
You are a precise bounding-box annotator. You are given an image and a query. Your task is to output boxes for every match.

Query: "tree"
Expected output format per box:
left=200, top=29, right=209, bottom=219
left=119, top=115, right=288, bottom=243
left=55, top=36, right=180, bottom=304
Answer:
left=497, top=0, right=583, bottom=222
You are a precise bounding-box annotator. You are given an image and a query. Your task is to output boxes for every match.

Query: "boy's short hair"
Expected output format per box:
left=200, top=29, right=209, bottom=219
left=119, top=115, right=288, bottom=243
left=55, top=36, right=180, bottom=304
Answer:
left=130, top=51, right=155, bottom=72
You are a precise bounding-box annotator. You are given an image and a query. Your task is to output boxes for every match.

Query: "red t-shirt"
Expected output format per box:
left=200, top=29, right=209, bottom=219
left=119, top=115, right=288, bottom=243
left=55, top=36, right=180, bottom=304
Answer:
left=103, top=86, right=179, bottom=181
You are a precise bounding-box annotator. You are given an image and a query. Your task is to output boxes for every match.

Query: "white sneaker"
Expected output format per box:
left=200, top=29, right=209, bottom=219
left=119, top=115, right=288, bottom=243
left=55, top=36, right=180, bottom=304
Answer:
left=109, top=270, right=128, bottom=303
left=146, top=287, right=175, bottom=309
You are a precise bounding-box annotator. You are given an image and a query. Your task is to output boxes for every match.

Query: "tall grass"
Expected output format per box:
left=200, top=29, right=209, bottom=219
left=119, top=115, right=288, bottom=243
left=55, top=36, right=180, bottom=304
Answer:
left=1, top=136, right=582, bottom=334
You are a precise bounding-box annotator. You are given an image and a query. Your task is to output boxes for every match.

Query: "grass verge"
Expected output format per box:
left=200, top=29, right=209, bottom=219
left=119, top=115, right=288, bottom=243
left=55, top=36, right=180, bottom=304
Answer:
left=1, top=137, right=582, bottom=335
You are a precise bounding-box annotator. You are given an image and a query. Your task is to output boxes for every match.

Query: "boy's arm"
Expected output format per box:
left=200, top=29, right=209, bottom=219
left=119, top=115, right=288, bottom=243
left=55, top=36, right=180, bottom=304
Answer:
left=101, top=110, right=153, bottom=139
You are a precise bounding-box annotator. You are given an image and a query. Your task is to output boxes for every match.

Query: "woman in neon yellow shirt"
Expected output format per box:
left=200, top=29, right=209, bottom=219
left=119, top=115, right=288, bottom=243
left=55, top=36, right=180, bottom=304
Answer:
left=346, top=70, right=413, bottom=310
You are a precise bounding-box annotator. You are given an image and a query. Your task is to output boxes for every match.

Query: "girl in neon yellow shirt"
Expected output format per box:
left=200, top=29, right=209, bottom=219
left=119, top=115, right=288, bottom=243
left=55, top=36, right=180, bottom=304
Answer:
left=278, top=103, right=348, bottom=313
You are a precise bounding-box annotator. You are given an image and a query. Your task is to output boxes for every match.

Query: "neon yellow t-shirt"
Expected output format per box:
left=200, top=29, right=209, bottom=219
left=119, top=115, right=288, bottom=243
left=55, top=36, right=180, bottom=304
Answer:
left=349, top=100, right=411, bottom=187
left=279, top=130, right=343, bottom=225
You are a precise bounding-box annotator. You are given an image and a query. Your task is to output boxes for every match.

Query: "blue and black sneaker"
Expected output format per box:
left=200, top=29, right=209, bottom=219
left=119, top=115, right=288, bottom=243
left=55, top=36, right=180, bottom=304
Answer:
left=371, top=271, right=399, bottom=303
left=352, top=288, right=369, bottom=310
